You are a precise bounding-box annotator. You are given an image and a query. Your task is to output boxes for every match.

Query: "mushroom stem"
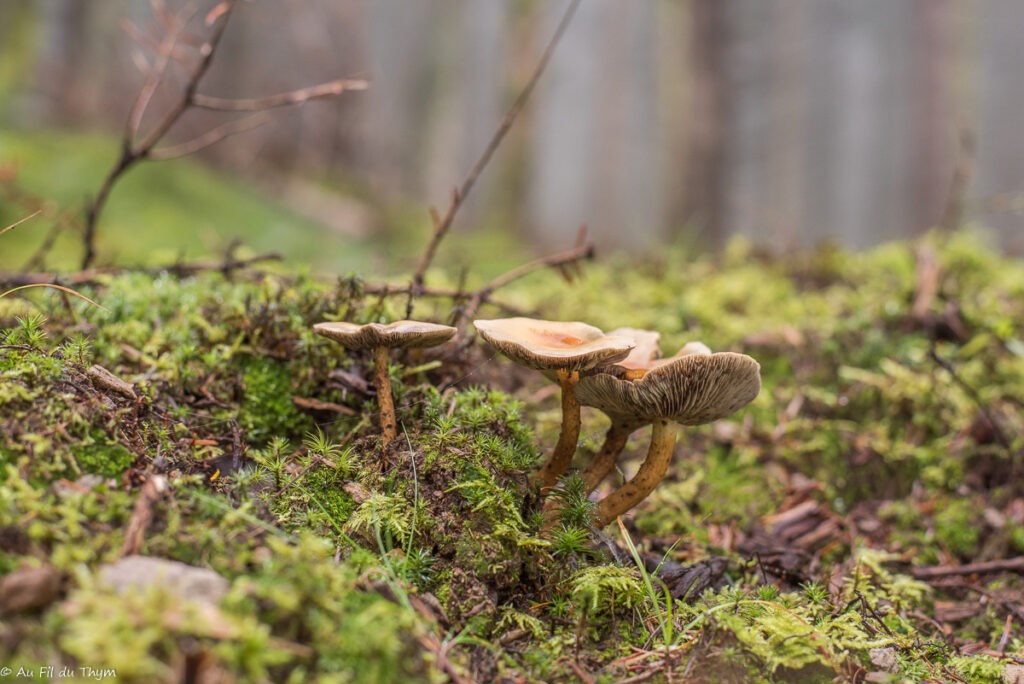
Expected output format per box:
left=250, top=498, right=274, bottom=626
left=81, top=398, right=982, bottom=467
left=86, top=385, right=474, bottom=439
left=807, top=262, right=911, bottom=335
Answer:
left=533, top=369, right=581, bottom=491
left=594, top=419, right=679, bottom=526
left=373, top=345, right=397, bottom=449
left=580, top=423, right=634, bottom=494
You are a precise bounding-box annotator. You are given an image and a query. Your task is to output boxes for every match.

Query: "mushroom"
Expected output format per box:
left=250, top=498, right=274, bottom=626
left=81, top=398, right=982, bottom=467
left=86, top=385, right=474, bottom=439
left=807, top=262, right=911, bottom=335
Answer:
left=314, top=320, right=456, bottom=449
left=579, top=337, right=711, bottom=492
left=575, top=349, right=761, bottom=526
left=473, top=317, right=635, bottom=491
left=577, top=327, right=663, bottom=491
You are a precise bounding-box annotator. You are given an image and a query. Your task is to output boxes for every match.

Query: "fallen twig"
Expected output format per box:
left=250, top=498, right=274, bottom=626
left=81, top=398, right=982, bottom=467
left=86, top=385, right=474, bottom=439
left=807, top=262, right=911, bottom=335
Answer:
left=929, top=345, right=1015, bottom=456
left=121, top=474, right=170, bottom=556
left=1, top=251, right=282, bottom=288
left=911, top=555, right=1024, bottom=580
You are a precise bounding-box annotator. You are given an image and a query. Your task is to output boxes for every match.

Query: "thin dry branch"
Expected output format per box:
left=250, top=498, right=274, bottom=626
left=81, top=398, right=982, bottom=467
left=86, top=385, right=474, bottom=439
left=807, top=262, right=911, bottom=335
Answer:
left=0, top=210, right=42, bottom=238
left=22, top=215, right=69, bottom=272
left=939, top=127, right=974, bottom=232
left=82, top=0, right=367, bottom=269
left=148, top=113, right=270, bottom=160
left=459, top=237, right=595, bottom=327
left=406, top=0, right=583, bottom=316
left=84, top=0, right=234, bottom=269
left=1, top=251, right=282, bottom=288
left=912, top=556, right=1024, bottom=580
left=124, top=2, right=200, bottom=148
left=192, top=78, right=368, bottom=111
left=929, top=345, right=1015, bottom=456
left=0, top=174, right=78, bottom=271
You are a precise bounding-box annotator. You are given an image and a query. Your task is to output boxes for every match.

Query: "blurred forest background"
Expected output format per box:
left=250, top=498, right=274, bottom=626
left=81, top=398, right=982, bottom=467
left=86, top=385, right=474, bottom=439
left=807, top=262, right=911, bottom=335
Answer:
left=1, top=0, right=1024, bottom=273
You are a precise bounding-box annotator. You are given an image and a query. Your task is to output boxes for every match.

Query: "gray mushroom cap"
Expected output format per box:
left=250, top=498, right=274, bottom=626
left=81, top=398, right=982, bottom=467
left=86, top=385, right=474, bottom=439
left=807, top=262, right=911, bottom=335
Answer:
left=575, top=351, right=761, bottom=426
left=473, top=317, right=634, bottom=373
left=314, top=320, right=456, bottom=351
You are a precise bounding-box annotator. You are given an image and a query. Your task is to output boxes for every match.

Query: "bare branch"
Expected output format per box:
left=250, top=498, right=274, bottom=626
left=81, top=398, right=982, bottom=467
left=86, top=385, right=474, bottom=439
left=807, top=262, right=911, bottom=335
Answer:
left=192, top=78, right=369, bottom=111
left=125, top=0, right=199, bottom=147
left=22, top=212, right=72, bottom=272
left=81, top=0, right=366, bottom=269
left=148, top=113, right=270, bottom=160
left=406, top=0, right=583, bottom=316
left=0, top=210, right=41, bottom=237
left=134, top=0, right=236, bottom=154
left=459, top=236, right=595, bottom=327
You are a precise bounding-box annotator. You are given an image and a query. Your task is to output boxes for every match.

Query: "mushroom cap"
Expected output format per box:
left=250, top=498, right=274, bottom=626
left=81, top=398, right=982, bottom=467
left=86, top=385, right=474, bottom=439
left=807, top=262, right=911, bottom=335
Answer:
left=607, top=327, right=663, bottom=371
left=473, top=317, right=635, bottom=373
left=314, top=320, right=456, bottom=351
left=575, top=351, right=761, bottom=426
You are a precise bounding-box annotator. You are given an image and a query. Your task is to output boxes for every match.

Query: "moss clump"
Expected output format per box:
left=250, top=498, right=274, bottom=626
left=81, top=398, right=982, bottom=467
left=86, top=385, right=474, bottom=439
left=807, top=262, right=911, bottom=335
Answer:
left=71, top=433, right=136, bottom=479
left=238, top=357, right=312, bottom=444
left=933, top=497, right=982, bottom=559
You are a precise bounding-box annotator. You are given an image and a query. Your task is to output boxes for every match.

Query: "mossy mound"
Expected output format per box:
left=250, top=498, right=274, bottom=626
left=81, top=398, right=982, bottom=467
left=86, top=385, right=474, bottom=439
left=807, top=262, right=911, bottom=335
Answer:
left=2, top=230, right=1023, bottom=682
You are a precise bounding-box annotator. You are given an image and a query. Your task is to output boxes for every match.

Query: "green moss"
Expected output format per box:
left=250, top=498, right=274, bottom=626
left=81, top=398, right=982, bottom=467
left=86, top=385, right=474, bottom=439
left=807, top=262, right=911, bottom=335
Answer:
left=3, top=231, right=1024, bottom=680
left=569, top=565, right=645, bottom=617
left=238, top=356, right=312, bottom=444
left=71, top=431, right=135, bottom=479
left=947, top=655, right=1007, bottom=684
left=933, top=498, right=981, bottom=559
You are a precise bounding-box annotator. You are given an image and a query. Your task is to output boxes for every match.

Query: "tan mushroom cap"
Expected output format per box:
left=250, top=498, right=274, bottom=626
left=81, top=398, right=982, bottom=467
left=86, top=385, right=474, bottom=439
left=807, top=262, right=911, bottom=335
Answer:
left=575, top=351, right=761, bottom=426
left=314, top=320, right=456, bottom=351
left=607, top=327, right=663, bottom=371
left=473, top=317, right=634, bottom=372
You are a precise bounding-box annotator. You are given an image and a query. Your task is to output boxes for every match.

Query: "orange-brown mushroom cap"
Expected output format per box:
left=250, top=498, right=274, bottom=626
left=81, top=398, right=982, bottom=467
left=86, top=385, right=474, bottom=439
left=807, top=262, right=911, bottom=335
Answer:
left=577, top=338, right=719, bottom=493
left=605, top=327, right=663, bottom=372
left=473, top=318, right=634, bottom=372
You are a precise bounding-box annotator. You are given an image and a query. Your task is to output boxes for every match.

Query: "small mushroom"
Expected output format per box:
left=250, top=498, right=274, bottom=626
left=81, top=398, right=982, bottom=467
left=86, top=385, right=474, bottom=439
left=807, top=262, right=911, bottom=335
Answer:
left=579, top=337, right=711, bottom=492
left=473, top=317, right=634, bottom=491
left=575, top=350, right=760, bottom=526
left=314, top=320, right=456, bottom=449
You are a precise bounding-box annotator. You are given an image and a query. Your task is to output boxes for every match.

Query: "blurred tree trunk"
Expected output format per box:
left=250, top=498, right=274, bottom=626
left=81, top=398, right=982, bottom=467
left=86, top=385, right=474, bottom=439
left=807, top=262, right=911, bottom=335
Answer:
left=682, top=0, right=730, bottom=247
left=910, top=0, right=953, bottom=234
left=977, top=0, right=1024, bottom=252
left=527, top=1, right=662, bottom=251
left=34, top=0, right=91, bottom=123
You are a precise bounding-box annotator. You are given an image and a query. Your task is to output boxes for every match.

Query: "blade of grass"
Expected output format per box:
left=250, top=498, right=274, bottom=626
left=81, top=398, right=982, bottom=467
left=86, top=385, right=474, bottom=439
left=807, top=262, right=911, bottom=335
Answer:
left=617, top=517, right=676, bottom=645
left=0, top=283, right=110, bottom=313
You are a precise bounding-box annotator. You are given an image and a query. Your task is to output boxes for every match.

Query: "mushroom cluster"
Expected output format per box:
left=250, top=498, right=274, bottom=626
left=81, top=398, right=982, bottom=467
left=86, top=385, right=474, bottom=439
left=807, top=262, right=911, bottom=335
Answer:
left=475, top=318, right=761, bottom=526
left=312, top=314, right=759, bottom=528
left=473, top=318, right=635, bottom=491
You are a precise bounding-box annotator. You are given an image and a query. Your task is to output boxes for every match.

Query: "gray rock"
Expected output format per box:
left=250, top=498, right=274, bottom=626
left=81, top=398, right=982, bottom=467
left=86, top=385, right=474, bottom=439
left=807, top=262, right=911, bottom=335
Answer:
left=98, top=556, right=228, bottom=605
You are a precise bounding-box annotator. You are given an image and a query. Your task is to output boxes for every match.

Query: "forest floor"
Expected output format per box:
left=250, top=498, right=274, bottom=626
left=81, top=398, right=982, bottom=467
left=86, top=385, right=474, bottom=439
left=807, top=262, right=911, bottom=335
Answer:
left=2, top=231, right=1024, bottom=683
